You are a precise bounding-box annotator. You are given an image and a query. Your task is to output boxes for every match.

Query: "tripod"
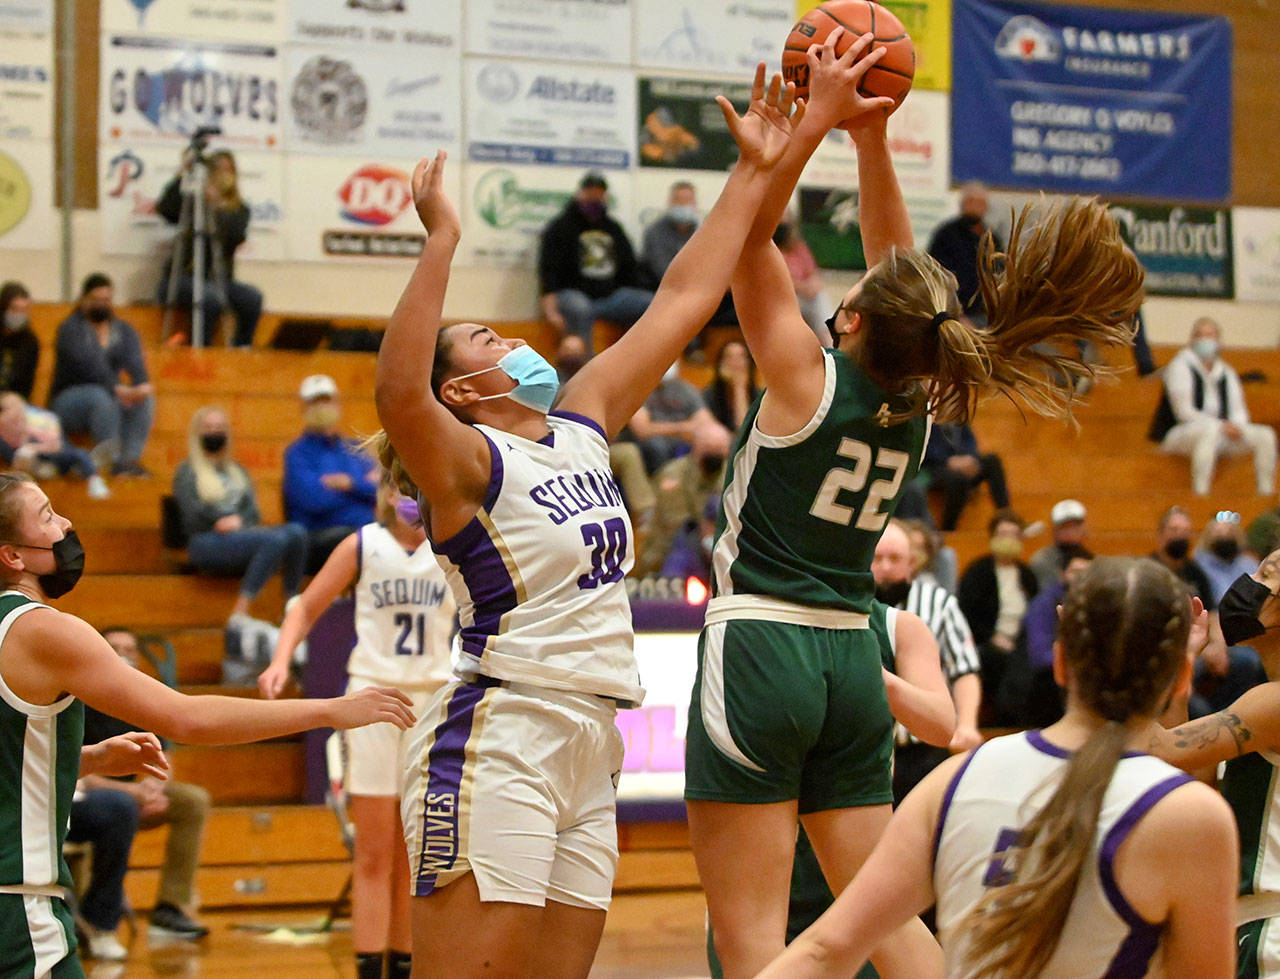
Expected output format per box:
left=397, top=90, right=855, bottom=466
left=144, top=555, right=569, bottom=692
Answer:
left=161, top=128, right=229, bottom=348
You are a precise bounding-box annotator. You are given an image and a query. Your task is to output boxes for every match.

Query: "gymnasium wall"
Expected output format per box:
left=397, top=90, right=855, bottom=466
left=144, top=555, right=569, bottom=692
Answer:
left=1, top=0, right=1278, bottom=349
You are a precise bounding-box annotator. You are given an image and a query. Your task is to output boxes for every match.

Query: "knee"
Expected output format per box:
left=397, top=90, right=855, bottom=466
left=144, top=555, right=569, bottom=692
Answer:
left=283, top=522, right=309, bottom=547
left=101, top=791, right=141, bottom=836
left=556, top=290, right=592, bottom=319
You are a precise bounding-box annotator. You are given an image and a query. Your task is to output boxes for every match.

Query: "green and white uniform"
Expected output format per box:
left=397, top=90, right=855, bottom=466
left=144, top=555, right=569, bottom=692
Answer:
left=0, top=591, right=84, bottom=979
left=686, top=350, right=928, bottom=811
left=1226, top=750, right=1280, bottom=978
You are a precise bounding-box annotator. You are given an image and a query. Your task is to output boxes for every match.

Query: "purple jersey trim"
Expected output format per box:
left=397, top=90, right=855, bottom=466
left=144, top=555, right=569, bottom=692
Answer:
left=933, top=746, right=982, bottom=870
left=549, top=409, right=607, bottom=442
left=1098, top=772, right=1193, bottom=978
left=431, top=432, right=504, bottom=564
left=354, top=525, right=364, bottom=584
left=412, top=678, right=501, bottom=896
left=1026, top=730, right=1147, bottom=762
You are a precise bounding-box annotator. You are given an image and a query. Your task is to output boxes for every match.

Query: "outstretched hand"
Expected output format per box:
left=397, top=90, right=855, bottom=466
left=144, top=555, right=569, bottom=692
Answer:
left=80, top=731, right=170, bottom=780
left=330, top=685, right=417, bottom=731
left=805, top=27, right=896, bottom=131
left=410, top=150, right=461, bottom=239
left=718, top=63, right=805, bottom=170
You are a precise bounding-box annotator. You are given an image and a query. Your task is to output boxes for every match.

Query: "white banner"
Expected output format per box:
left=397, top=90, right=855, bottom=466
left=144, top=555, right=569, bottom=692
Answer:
left=99, top=142, right=285, bottom=260
left=0, top=140, right=52, bottom=250
left=101, top=35, right=282, bottom=150
left=634, top=0, right=788, bottom=77
left=281, top=154, right=459, bottom=262
left=289, top=0, right=460, bottom=48
left=614, top=631, right=698, bottom=801
left=0, top=34, right=52, bottom=140
left=1234, top=207, right=1280, bottom=304
left=284, top=45, right=461, bottom=158
left=465, top=0, right=632, bottom=64
left=0, top=0, right=51, bottom=36
left=466, top=59, right=636, bottom=171
left=461, top=163, right=638, bottom=270
left=633, top=167, right=729, bottom=239
left=101, top=0, right=284, bottom=41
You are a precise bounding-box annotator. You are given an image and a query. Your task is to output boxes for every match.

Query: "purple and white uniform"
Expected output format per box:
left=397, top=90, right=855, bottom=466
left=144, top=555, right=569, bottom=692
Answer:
left=933, top=731, right=1192, bottom=978
left=402, top=412, right=643, bottom=910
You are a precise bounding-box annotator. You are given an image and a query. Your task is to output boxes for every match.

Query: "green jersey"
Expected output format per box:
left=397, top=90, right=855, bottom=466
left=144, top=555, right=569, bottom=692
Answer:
left=0, top=592, right=81, bottom=889
left=711, top=349, right=929, bottom=613
left=1224, top=750, right=1280, bottom=898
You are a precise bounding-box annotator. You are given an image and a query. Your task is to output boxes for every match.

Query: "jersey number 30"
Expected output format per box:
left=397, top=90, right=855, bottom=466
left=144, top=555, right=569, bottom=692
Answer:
left=809, top=437, right=910, bottom=531
left=578, top=517, right=628, bottom=590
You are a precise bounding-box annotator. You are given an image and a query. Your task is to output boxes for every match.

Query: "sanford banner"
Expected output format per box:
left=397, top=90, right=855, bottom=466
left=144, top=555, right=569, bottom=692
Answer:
left=952, top=0, right=1231, bottom=202
left=1109, top=203, right=1233, bottom=299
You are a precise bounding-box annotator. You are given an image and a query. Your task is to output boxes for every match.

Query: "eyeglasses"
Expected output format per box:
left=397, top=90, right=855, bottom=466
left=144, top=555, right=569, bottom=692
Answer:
left=1216, top=510, right=1241, bottom=524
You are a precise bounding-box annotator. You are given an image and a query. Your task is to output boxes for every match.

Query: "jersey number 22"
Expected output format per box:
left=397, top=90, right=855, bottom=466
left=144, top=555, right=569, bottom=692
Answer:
left=809, top=437, right=910, bottom=532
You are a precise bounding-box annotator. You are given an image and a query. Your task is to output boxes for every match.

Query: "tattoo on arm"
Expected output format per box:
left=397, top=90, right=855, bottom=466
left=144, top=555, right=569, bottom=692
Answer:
left=1172, top=711, right=1252, bottom=756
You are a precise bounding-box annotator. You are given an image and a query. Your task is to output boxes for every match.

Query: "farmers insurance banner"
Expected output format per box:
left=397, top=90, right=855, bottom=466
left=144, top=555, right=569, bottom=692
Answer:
left=952, top=0, right=1231, bottom=202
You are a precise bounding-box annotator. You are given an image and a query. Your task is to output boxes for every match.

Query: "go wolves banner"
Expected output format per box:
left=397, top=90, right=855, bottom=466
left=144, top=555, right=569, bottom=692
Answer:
left=952, top=0, right=1231, bottom=202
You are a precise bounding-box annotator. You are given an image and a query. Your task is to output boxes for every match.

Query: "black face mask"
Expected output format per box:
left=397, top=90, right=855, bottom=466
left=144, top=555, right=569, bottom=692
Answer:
left=12, top=530, right=86, bottom=599
left=1163, top=538, right=1190, bottom=562
left=201, top=432, right=228, bottom=454
left=1210, top=538, right=1240, bottom=562
left=875, top=579, right=911, bottom=608
left=1220, top=573, right=1277, bottom=647
left=84, top=306, right=111, bottom=324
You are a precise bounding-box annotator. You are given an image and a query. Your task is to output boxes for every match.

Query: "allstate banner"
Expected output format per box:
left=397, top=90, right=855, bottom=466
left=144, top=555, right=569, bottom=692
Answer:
left=952, top=0, right=1231, bottom=201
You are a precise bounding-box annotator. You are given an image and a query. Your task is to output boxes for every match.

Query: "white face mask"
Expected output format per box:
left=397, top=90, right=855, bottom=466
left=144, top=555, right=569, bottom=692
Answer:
left=1192, top=337, right=1219, bottom=362
left=3, top=311, right=27, bottom=333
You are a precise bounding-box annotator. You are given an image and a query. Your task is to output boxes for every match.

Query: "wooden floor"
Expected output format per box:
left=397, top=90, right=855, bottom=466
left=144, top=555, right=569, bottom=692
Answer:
left=83, top=891, right=711, bottom=978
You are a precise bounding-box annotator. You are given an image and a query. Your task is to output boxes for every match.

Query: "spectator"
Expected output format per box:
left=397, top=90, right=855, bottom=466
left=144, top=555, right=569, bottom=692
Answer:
left=1015, top=545, right=1094, bottom=728
left=0, top=392, right=110, bottom=498
left=82, top=627, right=212, bottom=940
left=283, top=374, right=378, bottom=573
left=0, top=280, right=39, bottom=400
left=898, top=516, right=957, bottom=594
left=48, top=273, right=155, bottom=477
left=636, top=421, right=730, bottom=577
left=66, top=783, right=139, bottom=961
left=641, top=181, right=736, bottom=335
left=920, top=421, right=1010, bottom=531
left=628, top=362, right=728, bottom=474
left=1155, top=317, right=1277, bottom=497
left=1196, top=510, right=1258, bottom=605
left=173, top=405, right=308, bottom=629
left=870, top=519, right=981, bottom=801
left=156, top=148, right=264, bottom=347
left=926, top=182, right=1003, bottom=319
left=772, top=214, right=830, bottom=341
left=957, top=508, right=1038, bottom=722
left=1027, top=498, right=1088, bottom=592
left=702, top=339, right=758, bottom=433
left=538, top=172, right=653, bottom=354
left=660, top=494, right=719, bottom=583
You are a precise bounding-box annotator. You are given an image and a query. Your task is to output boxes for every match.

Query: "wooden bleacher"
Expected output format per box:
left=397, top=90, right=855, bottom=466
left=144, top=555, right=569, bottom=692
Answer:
left=21, top=300, right=1280, bottom=906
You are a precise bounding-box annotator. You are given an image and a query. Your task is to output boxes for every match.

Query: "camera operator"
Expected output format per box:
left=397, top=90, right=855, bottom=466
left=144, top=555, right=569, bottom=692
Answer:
left=156, top=139, right=263, bottom=348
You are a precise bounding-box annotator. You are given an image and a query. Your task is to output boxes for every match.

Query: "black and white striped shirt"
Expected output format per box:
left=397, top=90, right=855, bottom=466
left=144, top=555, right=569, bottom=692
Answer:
left=895, top=577, right=980, bottom=746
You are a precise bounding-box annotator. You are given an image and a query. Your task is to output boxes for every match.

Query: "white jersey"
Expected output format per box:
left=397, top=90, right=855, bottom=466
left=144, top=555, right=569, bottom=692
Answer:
left=934, top=731, right=1192, bottom=979
left=430, top=412, right=643, bottom=707
left=348, top=522, right=455, bottom=689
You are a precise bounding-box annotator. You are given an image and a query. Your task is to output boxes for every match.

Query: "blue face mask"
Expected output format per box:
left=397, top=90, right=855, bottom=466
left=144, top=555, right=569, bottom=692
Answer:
left=454, top=345, right=560, bottom=414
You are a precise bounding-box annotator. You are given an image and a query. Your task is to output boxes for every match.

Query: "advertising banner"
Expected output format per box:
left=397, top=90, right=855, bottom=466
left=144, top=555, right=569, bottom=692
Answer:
left=465, top=0, right=632, bottom=64
left=614, top=631, right=699, bottom=802
left=1232, top=208, right=1280, bottom=305
left=635, top=0, right=790, bottom=77
left=636, top=76, right=750, bottom=172
left=0, top=0, right=51, bottom=36
left=952, top=0, right=1231, bottom=201
left=0, top=140, right=51, bottom=250
left=101, top=0, right=283, bottom=40
left=288, top=0, right=460, bottom=48
left=1109, top=203, right=1233, bottom=299
left=467, top=60, right=636, bottom=170
left=0, top=34, right=52, bottom=141
left=796, top=0, right=952, bottom=91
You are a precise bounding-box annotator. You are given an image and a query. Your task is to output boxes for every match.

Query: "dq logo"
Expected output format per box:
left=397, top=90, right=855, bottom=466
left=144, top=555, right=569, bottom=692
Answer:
left=338, top=165, right=411, bottom=227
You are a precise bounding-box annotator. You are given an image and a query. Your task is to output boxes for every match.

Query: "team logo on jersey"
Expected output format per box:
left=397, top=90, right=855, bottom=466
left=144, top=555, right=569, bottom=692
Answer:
left=291, top=55, right=368, bottom=143
left=995, top=15, right=1061, bottom=62
left=338, top=164, right=411, bottom=226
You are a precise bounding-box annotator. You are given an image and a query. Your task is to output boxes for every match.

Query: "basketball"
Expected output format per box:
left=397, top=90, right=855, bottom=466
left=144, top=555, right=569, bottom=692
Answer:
left=782, top=0, right=915, bottom=121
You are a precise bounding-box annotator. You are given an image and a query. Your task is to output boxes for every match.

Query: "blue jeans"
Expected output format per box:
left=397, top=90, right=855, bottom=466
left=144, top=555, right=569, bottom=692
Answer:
left=159, top=275, right=264, bottom=347
left=38, top=446, right=97, bottom=479
left=49, top=384, right=154, bottom=468
left=556, top=287, right=653, bottom=352
left=67, top=788, right=139, bottom=931
left=187, top=523, right=308, bottom=600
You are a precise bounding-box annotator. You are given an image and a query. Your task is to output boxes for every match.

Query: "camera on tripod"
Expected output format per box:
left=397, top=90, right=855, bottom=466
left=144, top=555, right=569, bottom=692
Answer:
left=185, top=125, right=222, bottom=166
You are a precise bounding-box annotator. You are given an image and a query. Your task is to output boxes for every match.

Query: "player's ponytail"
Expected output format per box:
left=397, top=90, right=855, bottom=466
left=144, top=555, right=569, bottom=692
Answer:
left=363, top=429, right=418, bottom=500
left=959, top=557, right=1189, bottom=978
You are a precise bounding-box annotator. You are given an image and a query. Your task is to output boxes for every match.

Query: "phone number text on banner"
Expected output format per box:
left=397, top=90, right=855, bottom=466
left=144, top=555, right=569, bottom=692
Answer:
left=951, top=0, right=1231, bottom=202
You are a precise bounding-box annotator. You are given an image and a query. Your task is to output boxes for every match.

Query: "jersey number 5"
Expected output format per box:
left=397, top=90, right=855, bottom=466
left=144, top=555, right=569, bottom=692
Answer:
left=809, top=437, right=910, bottom=531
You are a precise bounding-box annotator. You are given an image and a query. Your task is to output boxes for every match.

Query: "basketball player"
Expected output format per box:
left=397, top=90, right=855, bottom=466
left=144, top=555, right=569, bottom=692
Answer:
left=260, top=476, right=455, bottom=979
left=375, top=69, right=807, bottom=978
left=686, top=28, right=1146, bottom=978
left=757, top=557, right=1237, bottom=978
left=0, top=472, right=414, bottom=978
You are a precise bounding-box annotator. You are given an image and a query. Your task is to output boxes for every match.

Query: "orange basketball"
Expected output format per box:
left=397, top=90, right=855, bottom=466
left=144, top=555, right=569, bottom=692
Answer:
left=782, top=0, right=915, bottom=121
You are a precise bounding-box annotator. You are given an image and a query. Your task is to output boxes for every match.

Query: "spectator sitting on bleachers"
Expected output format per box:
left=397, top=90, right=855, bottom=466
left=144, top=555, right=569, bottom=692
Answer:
left=1027, top=498, right=1088, bottom=593
left=1013, top=544, right=1094, bottom=728
left=66, top=780, right=139, bottom=962
left=636, top=420, right=730, bottom=578
left=82, top=627, right=211, bottom=941
left=284, top=374, right=378, bottom=573
left=173, top=405, right=307, bottom=630
left=0, top=281, right=40, bottom=400
left=772, top=213, right=831, bottom=342
left=921, top=421, right=1011, bottom=532
left=555, top=334, right=589, bottom=384
left=628, top=362, right=728, bottom=474
left=0, top=392, right=110, bottom=498
left=898, top=516, right=957, bottom=595
left=48, top=272, right=155, bottom=478
left=702, top=339, right=758, bottom=434
left=538, top=172, right=654, bottom=355
left=1154, top=316, right=1277, bottom=497
left=1196, top=510, right=1258, bottom=605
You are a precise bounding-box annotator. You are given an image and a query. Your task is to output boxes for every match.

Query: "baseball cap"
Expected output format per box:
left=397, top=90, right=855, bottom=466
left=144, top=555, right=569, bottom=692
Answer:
left=1051, top=499, right=1087, bottom=526
left=298, top=374, right=338, bottom=401
left=579, top=172, right=608, bottom=191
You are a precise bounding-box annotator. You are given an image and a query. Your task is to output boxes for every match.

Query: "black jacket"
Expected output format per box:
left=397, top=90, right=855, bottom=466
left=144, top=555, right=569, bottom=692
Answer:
left=538, top=201, right=642, bottom=299
left=927, top=216, right=1003, bottom=311
left=0, top=328, right=39, bottom=401
left=957, top=555, right=1039, bottom=647
left=157, top=175, right=251, bottom=281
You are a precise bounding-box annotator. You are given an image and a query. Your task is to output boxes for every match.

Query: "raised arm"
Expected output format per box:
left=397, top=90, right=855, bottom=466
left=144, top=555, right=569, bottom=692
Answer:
left=558, top=66, right=803, bottom=438
left=1146, top=681, right=1280, bottom=773
left=884, top=610, right=955, bottom=747
left=374, top=151, right=490, bottom=523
